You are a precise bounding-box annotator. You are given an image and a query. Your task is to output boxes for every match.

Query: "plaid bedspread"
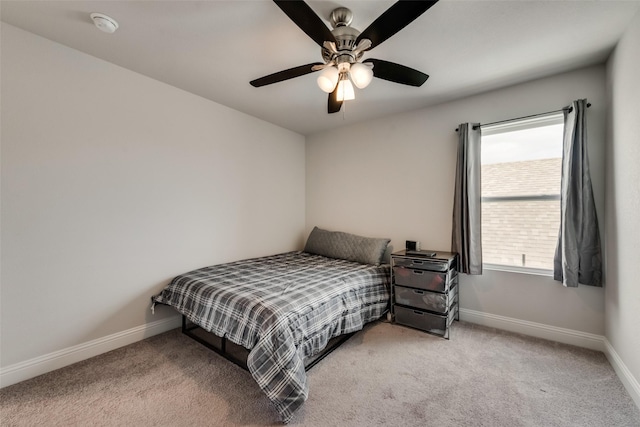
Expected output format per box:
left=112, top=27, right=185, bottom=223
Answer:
left=152, top=251, right=390, bottom=423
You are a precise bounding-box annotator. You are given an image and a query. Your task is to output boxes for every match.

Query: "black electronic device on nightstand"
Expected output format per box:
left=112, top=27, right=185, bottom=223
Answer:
left=405, top=240, right=420, bottom=251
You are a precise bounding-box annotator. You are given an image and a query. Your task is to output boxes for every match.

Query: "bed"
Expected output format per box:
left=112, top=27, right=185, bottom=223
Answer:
left=151, top=227, right=391, bottom=423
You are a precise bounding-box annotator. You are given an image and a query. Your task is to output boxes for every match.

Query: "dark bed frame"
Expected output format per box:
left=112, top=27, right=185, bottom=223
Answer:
left=182, top=315, right=356, bottom=372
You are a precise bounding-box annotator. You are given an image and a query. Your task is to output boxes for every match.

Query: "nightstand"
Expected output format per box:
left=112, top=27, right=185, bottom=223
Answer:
left=390, top=250, right=459, bottom=339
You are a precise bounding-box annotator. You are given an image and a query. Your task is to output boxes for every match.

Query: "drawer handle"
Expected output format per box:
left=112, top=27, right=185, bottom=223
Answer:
left=413, top=290, right=425, bottom=295
left=413, top=310, right=424, bottom=315
left=412, top=260, right=424, bottom=265
left=412, top=270, right=424, bottom=275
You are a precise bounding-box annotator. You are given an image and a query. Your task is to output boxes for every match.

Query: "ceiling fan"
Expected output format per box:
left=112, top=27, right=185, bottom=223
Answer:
left=250, top=0, right=438, bottom=114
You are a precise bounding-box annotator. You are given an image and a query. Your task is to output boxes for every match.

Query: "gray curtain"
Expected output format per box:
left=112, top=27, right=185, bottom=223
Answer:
left=553, top=99, right=602, bottom=287
left=452, top=123, right=482, bottom=275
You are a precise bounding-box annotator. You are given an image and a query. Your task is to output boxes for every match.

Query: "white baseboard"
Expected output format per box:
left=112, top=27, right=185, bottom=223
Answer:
left=3, top=311, right=638, bottom=413
left=602, top=338, right=640, bottom=410
left=459, top=308, right=605, bottom=351
left=459, top=308, right=640, bottom=411
left=0, top=315, right=181, bottom=389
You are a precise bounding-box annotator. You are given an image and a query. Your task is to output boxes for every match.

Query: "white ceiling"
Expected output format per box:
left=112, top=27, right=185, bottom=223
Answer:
left=2, top=0, right=639, bottom=135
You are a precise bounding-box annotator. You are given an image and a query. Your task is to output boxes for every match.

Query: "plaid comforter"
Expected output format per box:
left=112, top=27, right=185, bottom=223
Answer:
left=152, top=251, right=390, bottom=423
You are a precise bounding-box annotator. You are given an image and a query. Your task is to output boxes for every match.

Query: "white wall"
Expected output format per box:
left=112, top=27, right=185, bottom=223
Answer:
left=0, top=24, right=305, bottom=372
left=307, top=65, right=607, bottom=339
left=605, top=10, right=640, bottom=405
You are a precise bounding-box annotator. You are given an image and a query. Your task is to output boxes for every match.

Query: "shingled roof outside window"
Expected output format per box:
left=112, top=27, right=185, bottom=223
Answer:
left=481, top=158, right=561, bottom=270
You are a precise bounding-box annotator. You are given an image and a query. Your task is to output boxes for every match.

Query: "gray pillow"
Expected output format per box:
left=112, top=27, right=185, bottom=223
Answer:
left=303, top=227, right=390, bottom=265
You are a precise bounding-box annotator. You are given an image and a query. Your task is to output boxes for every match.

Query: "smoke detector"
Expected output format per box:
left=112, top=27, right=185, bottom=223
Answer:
left=90, top=13, right=119, bottom=34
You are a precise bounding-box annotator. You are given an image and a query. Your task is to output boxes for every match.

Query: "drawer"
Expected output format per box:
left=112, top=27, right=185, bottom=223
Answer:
left=394, top=283, right=458, bottom=314
left=393, top=266, right=456, bottom=292
left=393, top=256, right=453, bottom=272
left=394, top=303, right=458, bottom=336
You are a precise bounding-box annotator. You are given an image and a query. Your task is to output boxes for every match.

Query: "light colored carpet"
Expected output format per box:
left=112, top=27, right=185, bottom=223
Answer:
left=1, top=321, right=639, bottom=426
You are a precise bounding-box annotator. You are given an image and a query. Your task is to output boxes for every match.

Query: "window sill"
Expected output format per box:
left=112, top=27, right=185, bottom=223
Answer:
left=483, top=263, right=553, bottom=277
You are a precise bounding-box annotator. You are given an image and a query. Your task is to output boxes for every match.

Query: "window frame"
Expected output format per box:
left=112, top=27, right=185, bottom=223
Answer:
left=480, top=112, right=564, bottom=276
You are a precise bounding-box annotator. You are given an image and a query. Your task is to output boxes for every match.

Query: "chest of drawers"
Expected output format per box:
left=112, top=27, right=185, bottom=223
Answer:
left=390, top=250, right=459, bottom=339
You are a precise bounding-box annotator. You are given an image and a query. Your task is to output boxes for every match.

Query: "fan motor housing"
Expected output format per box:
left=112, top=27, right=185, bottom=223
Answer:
left=321, top=24, right=363, bottom=64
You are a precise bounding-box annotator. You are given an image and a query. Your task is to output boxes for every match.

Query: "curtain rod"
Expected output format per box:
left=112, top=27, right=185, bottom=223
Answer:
left=455, top=102, right=591, bottom=132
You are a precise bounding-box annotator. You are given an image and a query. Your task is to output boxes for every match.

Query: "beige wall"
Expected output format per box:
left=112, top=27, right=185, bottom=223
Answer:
left=605, top=10, right=640, bottom=405
left=307, top=65, right=607, bottom=336
left=0, top=24, right=305, bottom=368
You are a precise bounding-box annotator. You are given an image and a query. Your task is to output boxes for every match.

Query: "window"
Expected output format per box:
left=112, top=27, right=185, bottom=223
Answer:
left=481, top=113, right=564, bottom=274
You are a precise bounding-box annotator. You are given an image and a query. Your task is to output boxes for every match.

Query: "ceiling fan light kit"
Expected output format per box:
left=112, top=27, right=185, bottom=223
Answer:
left=250, top=0, right=437, bottom=114
left=336, top=76, right=355, bottom=102
left=317, top=66, right=339, bottom=93
left=350, top=62, right=374, bottom=89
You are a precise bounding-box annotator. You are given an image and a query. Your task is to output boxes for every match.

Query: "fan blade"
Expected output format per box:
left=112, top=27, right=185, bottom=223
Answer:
left=328, top=86, right=343, bottom=114
left=367, top=59, right=429, bottom=87
left=250, top=62, right=324, bottom=87
left=356, top=1, right=439, bottom=50
left=274, top=0, right=336, bottom=47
